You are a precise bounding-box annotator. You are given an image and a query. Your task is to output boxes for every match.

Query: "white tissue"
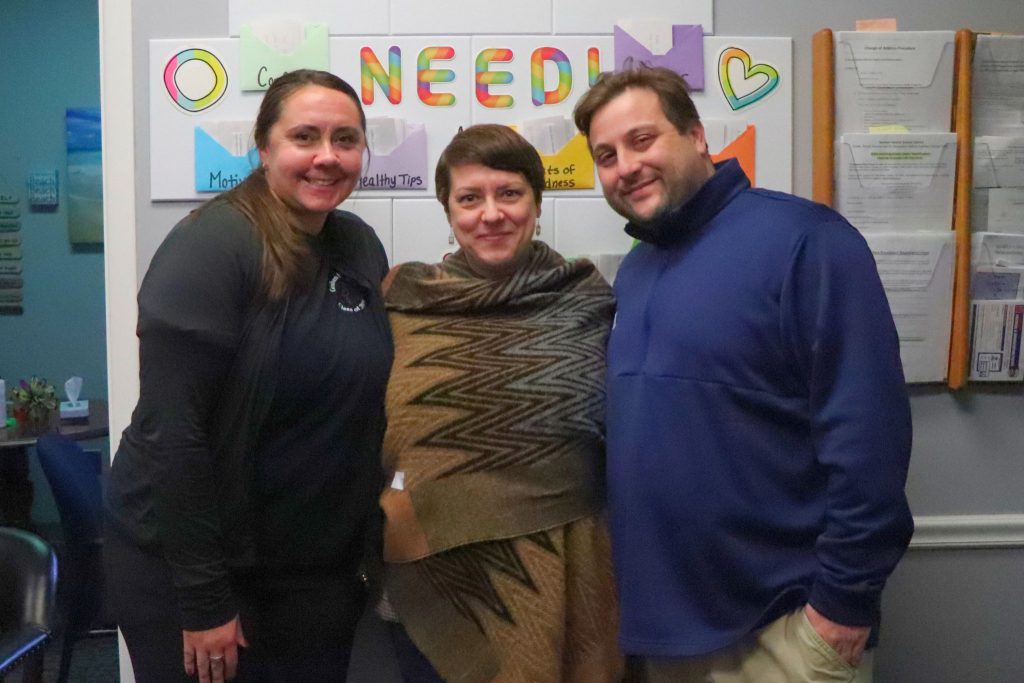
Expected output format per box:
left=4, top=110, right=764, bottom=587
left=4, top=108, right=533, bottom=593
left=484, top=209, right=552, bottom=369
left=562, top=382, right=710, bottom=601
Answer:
left=65, top=376, right=83, bottom=403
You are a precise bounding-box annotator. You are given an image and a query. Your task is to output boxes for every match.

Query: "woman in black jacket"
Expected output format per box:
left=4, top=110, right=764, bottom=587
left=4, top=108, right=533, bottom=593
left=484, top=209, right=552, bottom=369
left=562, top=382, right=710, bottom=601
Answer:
left=104, top=70, right=392, bottom=683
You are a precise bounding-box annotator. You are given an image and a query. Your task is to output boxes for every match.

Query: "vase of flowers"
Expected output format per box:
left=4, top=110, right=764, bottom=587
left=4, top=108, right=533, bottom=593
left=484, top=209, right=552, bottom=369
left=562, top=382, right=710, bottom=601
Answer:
left=9, top=377, right=58, bottom=436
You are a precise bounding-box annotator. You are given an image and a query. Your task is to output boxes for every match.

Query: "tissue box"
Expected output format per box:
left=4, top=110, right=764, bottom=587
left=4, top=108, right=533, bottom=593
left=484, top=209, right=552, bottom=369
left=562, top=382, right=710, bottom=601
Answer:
left=60, top=400, right=90, bottom=420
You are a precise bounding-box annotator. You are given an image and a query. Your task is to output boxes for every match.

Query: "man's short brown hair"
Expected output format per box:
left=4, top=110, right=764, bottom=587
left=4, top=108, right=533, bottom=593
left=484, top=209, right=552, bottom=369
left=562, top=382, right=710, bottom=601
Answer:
left=573, top=66, right=701, bottom=138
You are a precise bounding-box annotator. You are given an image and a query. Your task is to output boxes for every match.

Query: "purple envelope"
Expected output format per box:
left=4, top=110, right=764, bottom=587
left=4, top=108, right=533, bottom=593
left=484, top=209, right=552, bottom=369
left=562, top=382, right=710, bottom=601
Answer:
left=359, top=124, right=429, bottom=191
left=614, top=24, right=704, bottom=91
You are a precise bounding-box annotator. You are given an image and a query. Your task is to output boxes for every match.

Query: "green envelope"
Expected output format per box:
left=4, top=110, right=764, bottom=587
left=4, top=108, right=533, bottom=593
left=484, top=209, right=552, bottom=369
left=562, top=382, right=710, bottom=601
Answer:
left=239, top=23, right=330, bottom=92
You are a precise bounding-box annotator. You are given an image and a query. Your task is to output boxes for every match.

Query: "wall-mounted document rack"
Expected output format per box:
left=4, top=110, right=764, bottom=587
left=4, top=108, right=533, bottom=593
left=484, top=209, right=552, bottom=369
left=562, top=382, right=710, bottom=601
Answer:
left=811, top=28, right=973, bottom=390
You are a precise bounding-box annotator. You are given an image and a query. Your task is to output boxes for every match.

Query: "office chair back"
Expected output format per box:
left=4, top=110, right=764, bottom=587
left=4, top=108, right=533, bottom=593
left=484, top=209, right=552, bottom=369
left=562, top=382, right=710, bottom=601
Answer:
left=0, top=527, right=57, bottom=678
left=34, top=434, right=109, bottom=683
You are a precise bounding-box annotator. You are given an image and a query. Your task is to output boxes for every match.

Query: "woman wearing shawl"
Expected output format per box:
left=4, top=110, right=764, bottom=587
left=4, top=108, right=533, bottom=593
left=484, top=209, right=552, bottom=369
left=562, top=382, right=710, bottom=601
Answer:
left=379, top=124, right=622, bottom=682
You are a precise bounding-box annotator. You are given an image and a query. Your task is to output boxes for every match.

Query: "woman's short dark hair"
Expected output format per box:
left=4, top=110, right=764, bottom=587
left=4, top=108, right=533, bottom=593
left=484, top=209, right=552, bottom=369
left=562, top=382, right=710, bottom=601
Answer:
left=573, top=66, right=701, bottom=138
left=435, top=124, right=545, bottom=213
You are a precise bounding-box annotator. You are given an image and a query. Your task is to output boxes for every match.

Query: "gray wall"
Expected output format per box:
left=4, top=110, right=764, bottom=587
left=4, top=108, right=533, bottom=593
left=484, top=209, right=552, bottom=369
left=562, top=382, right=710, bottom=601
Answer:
left=129, top=2, right=1024, bottom=681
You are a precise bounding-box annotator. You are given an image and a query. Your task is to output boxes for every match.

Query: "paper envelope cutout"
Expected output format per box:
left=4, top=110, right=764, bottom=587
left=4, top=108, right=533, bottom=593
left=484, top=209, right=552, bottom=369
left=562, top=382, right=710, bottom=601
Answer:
left=194, top=122, right=259, bottom=193
left=706, top=122, right=756, bottom=185
left=973, top=137, right=1024, bottom=189
left=359, top=123, right=428, bottom=191
left=836, top=132, right=956, bottom=231
left=614, top=24, right=704, bottom=90
left=239, top=22, right=329, bottom=91
left=835, top=31, right=955, bottom=134
left=538, top=134, right=594, bottom=191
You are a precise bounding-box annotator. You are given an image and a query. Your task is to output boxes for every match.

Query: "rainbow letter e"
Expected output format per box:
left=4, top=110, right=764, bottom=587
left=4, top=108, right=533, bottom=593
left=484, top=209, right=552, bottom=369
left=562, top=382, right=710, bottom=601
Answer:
left=531, top=48, right=572, bottom=106
left=476, top=48, right=514, bottom=108
left=361, top=46, right=401, bottom=105
left=418, top=47, right=456, bottom=107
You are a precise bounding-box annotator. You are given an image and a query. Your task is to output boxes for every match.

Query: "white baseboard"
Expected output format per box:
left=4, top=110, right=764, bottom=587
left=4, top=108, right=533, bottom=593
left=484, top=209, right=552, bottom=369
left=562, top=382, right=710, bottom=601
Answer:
left=909, top=514, right=1024, bottom=549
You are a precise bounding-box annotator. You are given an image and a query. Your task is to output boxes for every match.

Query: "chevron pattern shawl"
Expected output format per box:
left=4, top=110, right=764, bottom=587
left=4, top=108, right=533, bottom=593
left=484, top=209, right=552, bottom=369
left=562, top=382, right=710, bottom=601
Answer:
left=381, top=242, right=621, bottom=681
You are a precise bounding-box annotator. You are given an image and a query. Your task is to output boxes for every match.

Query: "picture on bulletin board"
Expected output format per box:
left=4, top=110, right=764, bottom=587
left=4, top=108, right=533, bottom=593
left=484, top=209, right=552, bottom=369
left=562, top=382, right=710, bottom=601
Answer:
left=66, top=107, right=104, bottom=244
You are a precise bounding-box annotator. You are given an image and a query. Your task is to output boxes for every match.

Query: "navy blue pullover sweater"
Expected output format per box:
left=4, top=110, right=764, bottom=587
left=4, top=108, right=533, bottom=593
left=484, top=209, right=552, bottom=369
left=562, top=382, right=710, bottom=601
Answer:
left=606, top=159, right=913, bottom=657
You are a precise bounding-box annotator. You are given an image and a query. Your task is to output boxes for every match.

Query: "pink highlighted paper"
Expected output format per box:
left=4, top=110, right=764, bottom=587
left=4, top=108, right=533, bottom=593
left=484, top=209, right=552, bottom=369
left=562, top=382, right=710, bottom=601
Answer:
left=614, top=24, right=705, bottom=91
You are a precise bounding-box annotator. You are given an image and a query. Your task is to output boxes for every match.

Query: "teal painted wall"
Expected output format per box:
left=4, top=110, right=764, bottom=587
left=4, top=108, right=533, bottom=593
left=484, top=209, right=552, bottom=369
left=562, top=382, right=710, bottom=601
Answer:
left=0, top=0, right=107, bottom=403
left=1, top=0, right=106, bottom=526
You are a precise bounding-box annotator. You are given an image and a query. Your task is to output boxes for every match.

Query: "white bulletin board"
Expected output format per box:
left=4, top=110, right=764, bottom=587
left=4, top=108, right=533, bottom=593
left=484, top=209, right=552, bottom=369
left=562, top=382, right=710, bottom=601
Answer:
left=150, top=0, right=790, bottom=265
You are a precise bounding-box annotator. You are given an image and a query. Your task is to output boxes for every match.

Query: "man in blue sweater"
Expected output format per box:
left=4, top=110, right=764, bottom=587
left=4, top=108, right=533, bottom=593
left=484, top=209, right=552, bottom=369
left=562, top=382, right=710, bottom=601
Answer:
left=573, top=67, right=913, bottom=682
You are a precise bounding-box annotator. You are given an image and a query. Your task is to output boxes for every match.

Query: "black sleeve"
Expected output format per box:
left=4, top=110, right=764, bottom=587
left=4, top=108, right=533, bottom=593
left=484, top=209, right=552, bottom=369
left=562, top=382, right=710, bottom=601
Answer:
left=133, top=205, right=261, bottom=630
left=135, top=333, right=239, bottom=630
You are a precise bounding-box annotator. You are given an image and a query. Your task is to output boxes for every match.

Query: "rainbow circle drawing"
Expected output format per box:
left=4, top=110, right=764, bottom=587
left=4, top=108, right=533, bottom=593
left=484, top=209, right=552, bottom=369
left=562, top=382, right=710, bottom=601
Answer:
left=163, top=48, right=228, bottom=113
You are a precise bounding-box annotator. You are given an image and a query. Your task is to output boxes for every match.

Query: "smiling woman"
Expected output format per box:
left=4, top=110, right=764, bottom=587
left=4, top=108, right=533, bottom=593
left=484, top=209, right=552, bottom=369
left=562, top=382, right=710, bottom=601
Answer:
left=259, top=85, right=366, bottom=234
left=378, top=124, right=622, bottom=682
left=104, top=70, right=393, bottom=683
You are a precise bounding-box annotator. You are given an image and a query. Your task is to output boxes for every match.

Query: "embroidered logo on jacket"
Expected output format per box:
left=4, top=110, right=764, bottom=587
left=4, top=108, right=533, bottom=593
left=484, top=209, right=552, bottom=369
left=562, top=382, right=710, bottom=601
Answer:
left=328, top=271, right=367, bottom=313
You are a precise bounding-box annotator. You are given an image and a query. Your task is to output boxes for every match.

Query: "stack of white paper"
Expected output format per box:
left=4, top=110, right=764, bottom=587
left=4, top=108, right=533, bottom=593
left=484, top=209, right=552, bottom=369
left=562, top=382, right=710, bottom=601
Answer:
left=834, top=31, right=955, bottom=135
left=521, top=116, right=577, bottom=156
left=971, top=36, right=1024, bottom=233
left=969, top=232, right=1024, bottom=382
left=365, top=118, right=407, bottom=156
left=836, top=133, right=956, bottom=232
left=968, top=37, right=1024, bottom=381
left=862, top=232, right=955, bottom=383
left=972, top=36, right=1024, bottom=138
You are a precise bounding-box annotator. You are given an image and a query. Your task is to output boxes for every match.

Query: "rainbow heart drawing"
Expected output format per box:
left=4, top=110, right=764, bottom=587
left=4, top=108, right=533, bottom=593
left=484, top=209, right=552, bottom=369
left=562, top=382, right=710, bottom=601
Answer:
left=718, top=47, right=780, bottom=111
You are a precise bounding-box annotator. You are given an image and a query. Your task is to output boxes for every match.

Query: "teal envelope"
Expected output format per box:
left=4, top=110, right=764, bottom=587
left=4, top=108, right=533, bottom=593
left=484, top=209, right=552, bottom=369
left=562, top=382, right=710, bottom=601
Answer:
left=239, top=23, right=330, bottom=91
left=194, top=123, right=259, bottom=193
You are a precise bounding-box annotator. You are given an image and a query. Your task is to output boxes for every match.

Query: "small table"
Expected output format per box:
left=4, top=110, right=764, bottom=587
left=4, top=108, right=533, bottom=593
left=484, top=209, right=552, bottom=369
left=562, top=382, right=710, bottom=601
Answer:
left=0, top=400, right=109, bottom=528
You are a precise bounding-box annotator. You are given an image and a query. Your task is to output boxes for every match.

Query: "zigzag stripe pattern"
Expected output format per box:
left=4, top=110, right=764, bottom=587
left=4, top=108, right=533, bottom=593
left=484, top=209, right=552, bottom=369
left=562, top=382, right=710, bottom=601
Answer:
left=407, top=292, right=609, bottom=477
left=417, top=531, right=558, bottom=630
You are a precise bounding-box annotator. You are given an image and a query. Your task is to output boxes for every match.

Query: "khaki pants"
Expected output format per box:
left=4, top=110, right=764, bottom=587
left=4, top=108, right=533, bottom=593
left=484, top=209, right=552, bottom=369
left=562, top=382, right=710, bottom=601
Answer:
left=635, top=608, right=873, bottom=683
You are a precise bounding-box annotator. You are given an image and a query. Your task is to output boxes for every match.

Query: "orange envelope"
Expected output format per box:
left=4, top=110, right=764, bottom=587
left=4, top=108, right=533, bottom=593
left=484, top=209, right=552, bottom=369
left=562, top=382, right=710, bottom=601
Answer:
left=710, top=124, right=756, bottom=186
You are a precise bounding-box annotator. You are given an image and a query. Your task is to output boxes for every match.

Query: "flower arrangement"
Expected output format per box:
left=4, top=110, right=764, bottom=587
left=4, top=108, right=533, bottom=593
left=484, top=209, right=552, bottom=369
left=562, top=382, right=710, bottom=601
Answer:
left=10, top=376, right=58, bottom=426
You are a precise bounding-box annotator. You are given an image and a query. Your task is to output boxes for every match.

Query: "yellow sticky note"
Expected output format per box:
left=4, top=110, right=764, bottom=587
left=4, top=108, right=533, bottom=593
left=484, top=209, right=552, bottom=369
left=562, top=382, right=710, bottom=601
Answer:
left=868, top=124, right=911, bottom=134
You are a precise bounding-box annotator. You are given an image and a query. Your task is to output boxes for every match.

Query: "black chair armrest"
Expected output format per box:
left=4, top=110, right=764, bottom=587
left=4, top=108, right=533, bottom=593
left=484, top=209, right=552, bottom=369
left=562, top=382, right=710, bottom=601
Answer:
left=0, top=625, right=51, bottom=676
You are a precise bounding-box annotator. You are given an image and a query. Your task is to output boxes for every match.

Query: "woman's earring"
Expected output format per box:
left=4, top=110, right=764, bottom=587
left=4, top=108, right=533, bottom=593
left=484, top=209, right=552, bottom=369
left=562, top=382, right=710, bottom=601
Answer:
left=448, top=227, right=455, bottom=245
left=535, top=222, right=541, bottom=237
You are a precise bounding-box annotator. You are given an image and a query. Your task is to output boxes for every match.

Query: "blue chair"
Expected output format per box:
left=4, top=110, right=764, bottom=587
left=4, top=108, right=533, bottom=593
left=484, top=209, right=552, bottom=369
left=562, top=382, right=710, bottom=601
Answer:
left=35, top=434, right=115, bottom=683
left=0, top=527, right=57, bottom=681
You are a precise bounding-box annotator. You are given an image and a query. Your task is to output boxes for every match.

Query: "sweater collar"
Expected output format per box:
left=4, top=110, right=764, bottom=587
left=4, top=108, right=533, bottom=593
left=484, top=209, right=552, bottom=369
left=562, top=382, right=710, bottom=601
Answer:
left=624, top=158, right=750, bottom=248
